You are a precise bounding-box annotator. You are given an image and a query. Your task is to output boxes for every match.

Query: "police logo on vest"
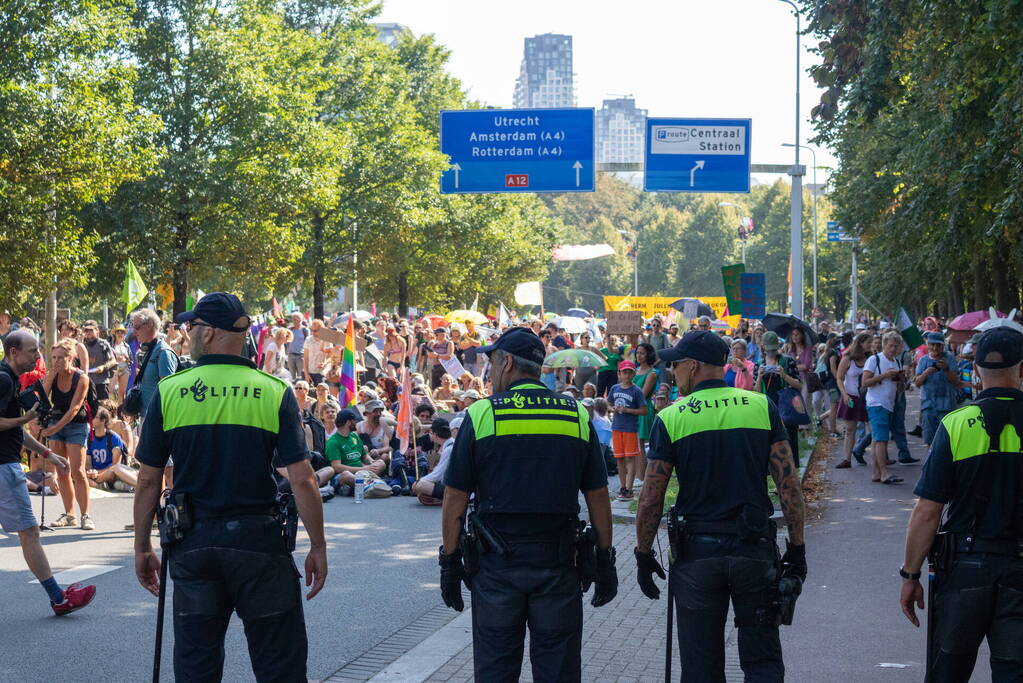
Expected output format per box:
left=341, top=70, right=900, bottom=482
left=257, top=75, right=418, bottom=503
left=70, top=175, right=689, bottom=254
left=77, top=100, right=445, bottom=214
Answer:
left=498, top=393, right=574, bottom=409
left=179, top=377, right=263, bottom=402
left=679, top=395, right=751, bottom=414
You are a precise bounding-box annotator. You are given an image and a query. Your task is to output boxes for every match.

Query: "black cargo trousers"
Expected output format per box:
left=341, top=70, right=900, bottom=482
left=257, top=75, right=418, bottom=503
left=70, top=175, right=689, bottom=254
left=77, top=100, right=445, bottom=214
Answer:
left=930, top=552, right=1023, bottom=683
left=169, top=515, right=307, bottom=683
left=470, top=541, right=583, bottom=683
left=671, top=533, right=783, bottom=683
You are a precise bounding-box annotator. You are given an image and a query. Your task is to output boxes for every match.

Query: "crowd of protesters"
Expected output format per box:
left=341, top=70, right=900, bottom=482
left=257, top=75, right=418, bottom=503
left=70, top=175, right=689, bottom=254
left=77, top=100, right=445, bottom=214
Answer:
left=0, top=302, right=1010, bottom=530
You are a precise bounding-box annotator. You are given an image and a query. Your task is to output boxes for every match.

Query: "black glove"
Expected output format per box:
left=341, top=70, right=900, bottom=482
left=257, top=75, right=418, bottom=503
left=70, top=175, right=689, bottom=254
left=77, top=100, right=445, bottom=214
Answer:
left=439, top=546, right=468, bottom=612
left=591, top=547, right=618, bottom=607
left=634, top=548, right=666, bottom=599
left=780, top=541, right=807, bottom=582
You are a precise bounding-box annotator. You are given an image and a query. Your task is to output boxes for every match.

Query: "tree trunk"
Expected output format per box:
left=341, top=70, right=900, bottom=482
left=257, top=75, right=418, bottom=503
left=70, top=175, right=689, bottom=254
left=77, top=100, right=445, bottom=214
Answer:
left=172, top=211, right=190, bottom=317
left=992, top=244, right=1013, bottom=312
left=312, top=213, right=325, bottom=319
left=973, top=258, right=990, bottom=310
left=949, top=272, right=964, bottom=316
left=397, top=270, right=409, bottom=318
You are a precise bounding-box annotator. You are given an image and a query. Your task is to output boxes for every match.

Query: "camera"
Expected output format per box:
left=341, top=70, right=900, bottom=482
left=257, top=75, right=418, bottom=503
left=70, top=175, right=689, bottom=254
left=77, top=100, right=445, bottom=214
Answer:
left=18, top=381, right=54, bottom=425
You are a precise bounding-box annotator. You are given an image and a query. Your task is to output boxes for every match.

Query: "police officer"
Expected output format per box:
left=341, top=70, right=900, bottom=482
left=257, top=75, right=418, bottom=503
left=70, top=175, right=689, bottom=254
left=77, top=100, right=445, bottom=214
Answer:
left=634, top=330, right=807, bottom=682
left=439, top=326, right=618, bottom=682
left=901, top=326, right=1023, bottom=682
left=133, top=293, right=327, bottom=682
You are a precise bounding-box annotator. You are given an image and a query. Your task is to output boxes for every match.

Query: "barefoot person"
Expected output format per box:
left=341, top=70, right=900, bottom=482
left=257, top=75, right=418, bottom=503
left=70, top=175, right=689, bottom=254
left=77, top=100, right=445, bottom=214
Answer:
left=0, top=331, right=96, bottom=614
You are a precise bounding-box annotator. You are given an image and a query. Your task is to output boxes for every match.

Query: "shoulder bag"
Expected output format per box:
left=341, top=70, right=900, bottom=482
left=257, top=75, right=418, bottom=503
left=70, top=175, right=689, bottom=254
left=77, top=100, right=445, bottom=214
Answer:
left=122, top=343, right=156, bottom=418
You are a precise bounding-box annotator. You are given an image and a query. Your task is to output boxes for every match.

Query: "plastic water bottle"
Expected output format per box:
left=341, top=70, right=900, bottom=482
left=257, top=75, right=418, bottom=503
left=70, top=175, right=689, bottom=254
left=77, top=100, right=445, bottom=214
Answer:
left=354, top=472, right=365, bottom=504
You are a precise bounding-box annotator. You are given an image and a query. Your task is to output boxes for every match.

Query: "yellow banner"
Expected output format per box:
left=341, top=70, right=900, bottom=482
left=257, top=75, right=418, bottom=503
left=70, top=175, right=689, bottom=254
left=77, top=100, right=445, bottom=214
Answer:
left=602, top=296, right=729, bottom=320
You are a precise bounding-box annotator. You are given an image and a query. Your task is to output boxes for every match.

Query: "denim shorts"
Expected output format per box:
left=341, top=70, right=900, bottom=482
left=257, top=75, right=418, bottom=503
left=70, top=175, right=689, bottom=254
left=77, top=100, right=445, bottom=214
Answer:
left=0, top=463, right=38, bottom=533
left=867, top=406, right=893, bottom=442
left=50, top=421, right=89, bottom=446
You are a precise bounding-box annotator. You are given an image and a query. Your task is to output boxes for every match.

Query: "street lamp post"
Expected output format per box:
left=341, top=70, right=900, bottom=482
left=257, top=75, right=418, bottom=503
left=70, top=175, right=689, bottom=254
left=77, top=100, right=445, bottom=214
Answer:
left=719, top=201, right=748, bottom=266
left=777, top=0, right=804, bottom=318
left=618, top=229, right=639, bottom=296
left=783, top=143, right=819, bottom=315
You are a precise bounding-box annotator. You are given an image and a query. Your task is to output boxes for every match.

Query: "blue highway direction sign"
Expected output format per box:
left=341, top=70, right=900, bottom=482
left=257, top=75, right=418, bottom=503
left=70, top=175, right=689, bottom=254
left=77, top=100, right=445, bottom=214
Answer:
left=644, top=118, right=751, bottom=193
left=826, top=220, right=858, bottom=242
left=440, top=108, right=595, bottom=194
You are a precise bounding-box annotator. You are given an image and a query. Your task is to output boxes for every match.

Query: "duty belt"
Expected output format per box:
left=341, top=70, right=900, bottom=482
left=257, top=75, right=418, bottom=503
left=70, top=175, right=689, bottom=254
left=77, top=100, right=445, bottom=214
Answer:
left=192, top=504, right=278, bottom=520
left=955, top=536, right=1023, bottom=558
left=686, top=520, right=740, bottom=535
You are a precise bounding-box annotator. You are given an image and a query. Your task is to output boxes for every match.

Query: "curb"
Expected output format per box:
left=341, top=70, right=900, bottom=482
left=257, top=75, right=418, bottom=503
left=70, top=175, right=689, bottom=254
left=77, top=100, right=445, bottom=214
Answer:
left=610, top=432, right=829, bottom=526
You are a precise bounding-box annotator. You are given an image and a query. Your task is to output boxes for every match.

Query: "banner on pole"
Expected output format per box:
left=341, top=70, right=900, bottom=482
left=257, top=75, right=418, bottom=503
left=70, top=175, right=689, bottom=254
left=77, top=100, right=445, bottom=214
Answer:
left=720, top=263, right=746, bottom=317
left=739, top=273, right=767, bottom=319
left=602, top=295, right=728, bottom=320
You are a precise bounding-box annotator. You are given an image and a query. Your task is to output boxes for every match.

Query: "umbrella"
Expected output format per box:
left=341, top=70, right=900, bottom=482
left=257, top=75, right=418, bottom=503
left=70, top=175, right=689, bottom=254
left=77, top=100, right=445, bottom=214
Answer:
left=969, top=307, right=1023, bottom=333
left=669, top=298, right=714, bottom=318
left=332, top=310, right=372, bottom=325
left=566, top=307, right=589, bottom=318
left=543, top=312, right=558, bottom=321
left=544, top=348, right=606, bottom=369
left=949, top=309, right=1005, bottom=331
left=761, top=312, right=819, bottom=345
left=553, top=316, right=588, bottom=334
left=421, top=314, right=448, bottom=329
left=445, top=309, right=488, bottom=325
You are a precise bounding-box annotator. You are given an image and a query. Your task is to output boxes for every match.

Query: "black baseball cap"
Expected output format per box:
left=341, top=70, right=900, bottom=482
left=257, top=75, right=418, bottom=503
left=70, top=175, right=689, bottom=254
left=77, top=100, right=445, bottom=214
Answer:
left=335, top=408, right=363, bottom=426
left=975, top=328, right=1023, bottom=369
left=175, top=292, right=250, bottom=332
left=657, top=330, right=729, bottom=367
left=430, top=417, right=451, bottom=439
left=478, top=326, right=546, bottom=366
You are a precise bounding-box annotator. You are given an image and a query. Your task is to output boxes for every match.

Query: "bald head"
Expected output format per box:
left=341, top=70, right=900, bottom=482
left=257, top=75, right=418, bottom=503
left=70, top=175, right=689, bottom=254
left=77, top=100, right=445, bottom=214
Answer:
left=2, top=330, right=41, bottom=375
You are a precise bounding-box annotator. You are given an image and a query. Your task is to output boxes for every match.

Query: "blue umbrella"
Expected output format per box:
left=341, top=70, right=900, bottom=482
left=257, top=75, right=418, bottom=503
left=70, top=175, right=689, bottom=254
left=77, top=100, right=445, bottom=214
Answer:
left=566, top=308, right=589, bottom=318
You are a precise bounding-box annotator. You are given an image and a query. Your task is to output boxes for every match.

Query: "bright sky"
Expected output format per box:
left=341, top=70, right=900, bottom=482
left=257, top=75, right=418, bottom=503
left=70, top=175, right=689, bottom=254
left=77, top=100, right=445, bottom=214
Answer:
left=377, top=0, right=835, bottom=184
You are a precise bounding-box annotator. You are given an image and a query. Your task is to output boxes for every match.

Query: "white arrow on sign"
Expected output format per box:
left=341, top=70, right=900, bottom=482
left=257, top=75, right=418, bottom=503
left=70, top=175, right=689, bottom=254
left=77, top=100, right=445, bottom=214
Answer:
left=451, top=163, right=461, bottom=189
left=689, top=160, right=705, bottom=187
left=573, top=160, right=583, bottom=187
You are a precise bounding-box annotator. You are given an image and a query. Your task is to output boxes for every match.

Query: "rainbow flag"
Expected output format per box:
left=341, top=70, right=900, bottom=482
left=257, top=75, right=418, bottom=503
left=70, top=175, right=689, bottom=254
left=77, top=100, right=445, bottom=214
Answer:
left=340, top=315, right=358, bottom=408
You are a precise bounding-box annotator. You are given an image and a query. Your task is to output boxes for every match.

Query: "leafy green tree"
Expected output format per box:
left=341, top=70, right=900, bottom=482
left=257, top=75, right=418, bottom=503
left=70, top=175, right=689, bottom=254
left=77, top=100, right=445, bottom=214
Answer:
left=0, top=0, right=159, bottom=311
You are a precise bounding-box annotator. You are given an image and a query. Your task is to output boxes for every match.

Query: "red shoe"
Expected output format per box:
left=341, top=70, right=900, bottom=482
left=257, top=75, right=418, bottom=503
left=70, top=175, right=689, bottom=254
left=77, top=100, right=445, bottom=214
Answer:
left=51, top=583, right=96, bottom=616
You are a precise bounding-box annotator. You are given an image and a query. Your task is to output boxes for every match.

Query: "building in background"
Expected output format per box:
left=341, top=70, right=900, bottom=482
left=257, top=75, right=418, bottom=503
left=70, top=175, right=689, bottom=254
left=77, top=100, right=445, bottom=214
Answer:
left=596, top=96, right=647, bottom=164
left=512, top=33, right=576, bottom=108
left=375, top=22, right=409, bottom=47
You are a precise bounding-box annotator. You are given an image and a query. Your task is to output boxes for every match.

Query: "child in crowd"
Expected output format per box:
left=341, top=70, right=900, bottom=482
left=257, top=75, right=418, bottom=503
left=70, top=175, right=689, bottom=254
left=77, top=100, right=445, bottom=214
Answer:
left=589, top=397, right=615, bottom=476
left=608, top=360, right=647, bottom=501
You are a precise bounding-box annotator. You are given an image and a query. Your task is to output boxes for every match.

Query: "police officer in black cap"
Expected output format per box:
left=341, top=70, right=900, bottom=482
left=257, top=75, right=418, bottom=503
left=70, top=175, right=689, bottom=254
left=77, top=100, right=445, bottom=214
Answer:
left=901, top=326, right=1023, bottom=682
left=439, top=326, right=618, bottom=682
left=634, top=330, right=807, bottom=682
left=133, top=292, right=327, bottom=682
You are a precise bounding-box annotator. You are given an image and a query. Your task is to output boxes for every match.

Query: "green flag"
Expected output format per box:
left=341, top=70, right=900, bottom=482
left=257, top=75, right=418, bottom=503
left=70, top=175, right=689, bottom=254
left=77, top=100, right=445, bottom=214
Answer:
left=896, top=307, right=924, bottom=348
left=123, top=258, right=148, bottom=316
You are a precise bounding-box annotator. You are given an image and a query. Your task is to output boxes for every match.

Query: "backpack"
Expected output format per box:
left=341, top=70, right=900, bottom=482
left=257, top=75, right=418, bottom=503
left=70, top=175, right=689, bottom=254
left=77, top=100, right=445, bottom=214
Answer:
left=71, top=370, right=100, bottom=422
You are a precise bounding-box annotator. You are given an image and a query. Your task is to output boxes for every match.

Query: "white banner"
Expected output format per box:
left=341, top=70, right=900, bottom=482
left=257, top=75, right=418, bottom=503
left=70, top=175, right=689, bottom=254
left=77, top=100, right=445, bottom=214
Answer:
left=514, top=281, right=543, bottom=307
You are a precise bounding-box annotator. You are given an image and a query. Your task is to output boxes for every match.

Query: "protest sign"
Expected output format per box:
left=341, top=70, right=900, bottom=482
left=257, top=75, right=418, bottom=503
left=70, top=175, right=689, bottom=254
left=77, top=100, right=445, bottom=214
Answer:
left=739, top=273, right=766, bottom=319
left=721, top=264, right=746, bottom=316
left=605, top=311, right=644, bottom=336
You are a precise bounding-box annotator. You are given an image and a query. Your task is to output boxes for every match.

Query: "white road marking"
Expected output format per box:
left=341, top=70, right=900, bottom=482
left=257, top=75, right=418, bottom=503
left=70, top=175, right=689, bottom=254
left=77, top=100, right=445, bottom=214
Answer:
left=368, top=609, right=473, bottom=682
left=29, top=564, right=121, bottom=584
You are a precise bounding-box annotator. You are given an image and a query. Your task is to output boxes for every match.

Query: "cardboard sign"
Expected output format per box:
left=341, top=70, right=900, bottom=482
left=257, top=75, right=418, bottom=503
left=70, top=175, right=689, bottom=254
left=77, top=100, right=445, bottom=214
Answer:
left=314, top=326, right=344, bottom=345
left=605, top=311, right=645, bottom=336
left=721, top=263, right=746, bottom=316
left=739, top=273, right=766, bottom=319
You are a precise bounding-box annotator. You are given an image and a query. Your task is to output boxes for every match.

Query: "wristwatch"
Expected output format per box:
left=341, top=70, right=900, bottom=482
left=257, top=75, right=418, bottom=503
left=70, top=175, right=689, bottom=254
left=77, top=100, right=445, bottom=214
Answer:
left=899, top=565, right=921, bottom=580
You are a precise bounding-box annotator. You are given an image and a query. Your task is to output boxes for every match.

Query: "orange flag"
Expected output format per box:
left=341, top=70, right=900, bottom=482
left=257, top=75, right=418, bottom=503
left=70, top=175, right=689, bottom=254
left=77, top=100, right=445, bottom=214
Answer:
left=396, top=365, right=414, bottom=454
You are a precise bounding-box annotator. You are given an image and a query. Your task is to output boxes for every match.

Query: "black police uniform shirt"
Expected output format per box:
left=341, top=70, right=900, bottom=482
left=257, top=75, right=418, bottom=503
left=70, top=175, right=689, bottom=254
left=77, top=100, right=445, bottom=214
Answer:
left=0, top=362, right=25, bottom=465
left=136, top=354, right=308, bottom=514
left=915, top=387, right=1023, bottom=541
left=647, top=379, right=789, bottom=522
left=444, top=378, right=608, bottom=538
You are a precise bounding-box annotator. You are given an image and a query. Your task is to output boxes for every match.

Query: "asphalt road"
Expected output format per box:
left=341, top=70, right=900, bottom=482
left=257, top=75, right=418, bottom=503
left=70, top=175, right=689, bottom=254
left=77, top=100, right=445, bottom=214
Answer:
left=0, top=487, right=446, bottom=682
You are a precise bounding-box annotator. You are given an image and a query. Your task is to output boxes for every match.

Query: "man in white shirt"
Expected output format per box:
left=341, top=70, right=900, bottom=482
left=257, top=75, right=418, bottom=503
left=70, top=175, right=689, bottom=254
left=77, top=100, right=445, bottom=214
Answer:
left=861, top=331, right=906, bottom=484
left=412, top=416, right=459, bottom=505
left=303, top=318, right=333, bottom=385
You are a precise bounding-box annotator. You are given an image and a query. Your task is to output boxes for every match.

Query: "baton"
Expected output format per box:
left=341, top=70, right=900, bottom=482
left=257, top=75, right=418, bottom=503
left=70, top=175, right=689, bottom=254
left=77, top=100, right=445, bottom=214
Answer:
left=665, top=562, right=673, bottom=683
left=925, top=566, right=936, bottom=683
left=153, top=545, right=169, bottom=683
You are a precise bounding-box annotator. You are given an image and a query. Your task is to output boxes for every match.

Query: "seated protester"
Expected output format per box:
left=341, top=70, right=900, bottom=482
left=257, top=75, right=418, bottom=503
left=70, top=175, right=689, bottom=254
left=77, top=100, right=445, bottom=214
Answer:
left=326, top=408, right=386, bottom=494
left=357, top=399, right=394, bottom=467
left=412, top=417, right=456, bottom=505
left=414, top=403, right=438, bottom=467
left=100, top=400, right=135, bottom=466
left=85, top=408, right=138, bottom=492
left=272, top=449, right=335, bottom=498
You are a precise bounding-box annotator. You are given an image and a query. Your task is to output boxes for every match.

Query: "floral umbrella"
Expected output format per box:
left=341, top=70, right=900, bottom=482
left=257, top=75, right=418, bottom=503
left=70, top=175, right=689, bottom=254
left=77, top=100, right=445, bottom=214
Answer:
left=543, top=348, right=606, bottom=369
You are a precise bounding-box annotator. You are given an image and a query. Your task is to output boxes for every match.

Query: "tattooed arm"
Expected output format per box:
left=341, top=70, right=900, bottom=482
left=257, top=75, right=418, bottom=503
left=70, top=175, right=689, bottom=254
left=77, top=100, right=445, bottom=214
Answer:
left=768, top=439, right=805, bottom=545
left=636, top=458, right=674, bottom=553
